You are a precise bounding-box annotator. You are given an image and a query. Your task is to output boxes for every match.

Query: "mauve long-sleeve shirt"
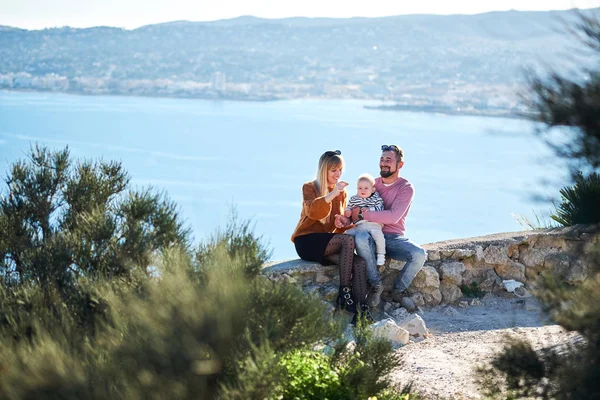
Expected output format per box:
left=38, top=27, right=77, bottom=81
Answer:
left=362, top=176, right=414, bottom=236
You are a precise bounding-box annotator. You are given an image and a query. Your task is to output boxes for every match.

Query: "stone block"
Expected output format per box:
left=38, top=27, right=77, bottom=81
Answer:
left=397, top=314, right=429, bottom=342
left=371, top=318, right=410, bottom=346
left=421, top=289, right=442, bottom=306
left=565, top=258, right=588, bottom=285
left=440, top=282, right=462, bottom=303
left=494, top=261, right=526, bottom=281
left=412, top=266, right=440, bottom=290
left=483, top=245, right=510, bottom=265
left=440, top=261, right=466, bottom=285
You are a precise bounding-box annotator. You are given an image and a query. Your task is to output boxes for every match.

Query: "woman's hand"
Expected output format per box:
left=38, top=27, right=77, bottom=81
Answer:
left=331, top=181, right=348, bottom=196
left=325, top=181, right=348, bottom=203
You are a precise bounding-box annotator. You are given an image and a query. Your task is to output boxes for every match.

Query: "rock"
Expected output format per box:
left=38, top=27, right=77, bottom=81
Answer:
left=315, top=270, right=331, bottom=284
left=439, top=262, right=466, bottom=286
left=322, top=285, right=339, bottom=302
left=458, top=300, right=469, bottom=308
left=440, top=249, right=455, bottom=259
left=428, top=251, right=441, bottom=261
left=313, top=343, right=335, bottom=356
left=514, top=286, right=530, bottom=297
left=410, top=293, right=425, bottom=308
left=421, top=289, right=443, bottom=306
left=502, top=279, right=524, bottom=293
left=544, top=253, right=572, bottom=275
left=478, top=269, right=503, bottom=294
left=371, top=318, right=410, bottom=346
left=443, top=306, right=460, bottom=317
left=519, top=247, right=557, bottom=269
left=390, top=307, right=410, bottom=322
left=412, top=266, right=441, bottom=290
left=470, top=298, right=482, bottom=306
left=507, top=244, right=520, bottom=259
left=440, top=282, right=462, bottom=303
left=483, top=245, right=511, bottom=265
left=397, top=314, right=429, bottom=342
left=388, top=259, right=407, bottom=271
left=453, top=249, right=476, bottom=259
left=303, top=285, right=320, bottom=295
left=494, top=261, right=526, bottom=281
left=475, top=246, right=484, bottom=262
left=383, top=302, right=394, bottom=313
left=565, top=259, right=588, bottom=285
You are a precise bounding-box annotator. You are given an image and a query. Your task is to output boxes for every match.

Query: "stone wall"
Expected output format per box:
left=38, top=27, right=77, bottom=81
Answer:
left=261, top=224, right=599, bottom=308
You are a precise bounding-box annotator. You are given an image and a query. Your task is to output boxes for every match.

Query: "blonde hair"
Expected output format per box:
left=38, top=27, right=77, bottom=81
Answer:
left=357, top=173, right=375, bottom=187
left=315, top=150, right=344, bottom=197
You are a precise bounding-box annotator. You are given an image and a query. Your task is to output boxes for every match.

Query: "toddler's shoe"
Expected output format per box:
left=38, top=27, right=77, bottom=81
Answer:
left=376, top=253, right=386, bottom=266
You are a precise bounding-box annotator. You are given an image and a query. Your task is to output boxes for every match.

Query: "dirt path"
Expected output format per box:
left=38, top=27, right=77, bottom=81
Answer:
left=388, top=296, right=577, bottom=399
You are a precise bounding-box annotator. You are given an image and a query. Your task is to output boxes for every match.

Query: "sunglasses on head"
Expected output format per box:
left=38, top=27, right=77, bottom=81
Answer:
left=324, top=150, right=342, bottom=156
left=381, top=145, right=399, bottom=152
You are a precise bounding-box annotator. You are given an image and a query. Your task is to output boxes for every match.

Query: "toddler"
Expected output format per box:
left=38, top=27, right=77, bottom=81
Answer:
left=344, top=173, right=386, bottom=266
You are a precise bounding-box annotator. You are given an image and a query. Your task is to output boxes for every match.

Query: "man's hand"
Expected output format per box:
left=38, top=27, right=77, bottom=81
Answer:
left=351, top=207, right=361, bottom=223
left=334, top=214, right=351, bottom=229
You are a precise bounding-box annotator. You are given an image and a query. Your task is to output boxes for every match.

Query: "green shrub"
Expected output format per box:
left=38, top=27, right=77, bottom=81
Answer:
left=0, top=147, right=409, bottom=400
left=460, top=282, right=486, bottom=298
left=551, top=171, right=600, bottom=226
left=277, top=349, right=345, bottom=400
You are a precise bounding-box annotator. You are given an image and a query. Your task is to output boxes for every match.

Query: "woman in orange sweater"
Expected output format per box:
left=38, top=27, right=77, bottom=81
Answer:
left=291, top=150, right=369, bottom=320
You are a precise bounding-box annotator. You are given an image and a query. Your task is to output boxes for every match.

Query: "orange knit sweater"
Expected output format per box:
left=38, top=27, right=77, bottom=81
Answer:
left=290, top=181, right=349, bottom=242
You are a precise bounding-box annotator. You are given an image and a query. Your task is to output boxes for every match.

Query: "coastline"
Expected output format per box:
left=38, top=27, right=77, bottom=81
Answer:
left=364, top=104, right=534, bottom=121
left=1, top=87, right=531, bottom=120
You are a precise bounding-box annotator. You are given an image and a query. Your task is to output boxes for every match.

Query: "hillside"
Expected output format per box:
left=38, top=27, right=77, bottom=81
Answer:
left=0, top=9, right=597, bottom=110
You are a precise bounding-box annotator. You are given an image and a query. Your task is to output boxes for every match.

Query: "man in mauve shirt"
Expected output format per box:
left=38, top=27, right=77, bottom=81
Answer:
left=336, top=145, right=426, bottom=310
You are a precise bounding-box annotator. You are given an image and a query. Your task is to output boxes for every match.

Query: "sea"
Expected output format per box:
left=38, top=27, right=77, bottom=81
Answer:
left=0, top=90, right=569, bottom=261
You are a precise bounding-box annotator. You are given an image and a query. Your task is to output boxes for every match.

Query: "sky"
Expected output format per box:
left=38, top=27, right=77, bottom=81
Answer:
left=0, top=0, right=598, bottom=30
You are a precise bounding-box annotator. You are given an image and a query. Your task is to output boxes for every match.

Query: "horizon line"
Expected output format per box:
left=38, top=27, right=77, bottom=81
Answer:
left=1, top=6, right=597, bottom=32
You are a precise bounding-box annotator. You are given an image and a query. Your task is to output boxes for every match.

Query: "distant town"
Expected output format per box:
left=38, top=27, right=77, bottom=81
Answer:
left=0, top=9, right=595, bottom=118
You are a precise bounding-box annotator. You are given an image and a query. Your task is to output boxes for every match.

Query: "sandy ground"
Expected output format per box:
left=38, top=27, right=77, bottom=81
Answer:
left=386, top=295, right=577, bottom=399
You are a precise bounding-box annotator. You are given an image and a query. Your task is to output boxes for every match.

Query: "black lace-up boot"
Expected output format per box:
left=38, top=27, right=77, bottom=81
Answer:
left=337, top=285, right=356, bottom=313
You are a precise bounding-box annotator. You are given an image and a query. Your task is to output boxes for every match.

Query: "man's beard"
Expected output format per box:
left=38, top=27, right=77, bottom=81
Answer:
left=380, top=167, right=394, bottom=178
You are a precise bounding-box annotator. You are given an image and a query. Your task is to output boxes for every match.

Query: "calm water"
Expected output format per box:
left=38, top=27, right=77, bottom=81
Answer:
left=0, top=90, right=567, bottom=261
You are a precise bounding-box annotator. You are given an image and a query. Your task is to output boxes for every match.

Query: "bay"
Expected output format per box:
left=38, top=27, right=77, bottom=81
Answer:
left=0, top=90, right=567, bottom=261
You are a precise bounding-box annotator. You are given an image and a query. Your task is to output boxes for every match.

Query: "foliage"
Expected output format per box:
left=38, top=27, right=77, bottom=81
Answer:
left=460, top=282, right=486, bottom=298
left=511, top=210, right=560, bottom=230
left=526, top=14, right=600, bottom=174
left=481, top=12, right=600, bottom=400
left=0, top=152, right=408, bottom=399
left=0, top=144, right=189, bottom=290
left=551, top=171, right=600, bottom=226
left=194, top=208, right=271, bottom=279
left=276, top=349, right=345, bottom=400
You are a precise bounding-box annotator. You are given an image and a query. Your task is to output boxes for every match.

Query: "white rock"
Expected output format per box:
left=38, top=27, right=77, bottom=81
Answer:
left=397, top=314, right=429, bottom=341
left=502, top=279, right=524, bottom=293
left=458, top=301, right=469, bottom=308
left=371, top=318, right=410, bottom=346
left=470, top=299, right=482, bottom=306
left=390, top=307, right=409, bottom=321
